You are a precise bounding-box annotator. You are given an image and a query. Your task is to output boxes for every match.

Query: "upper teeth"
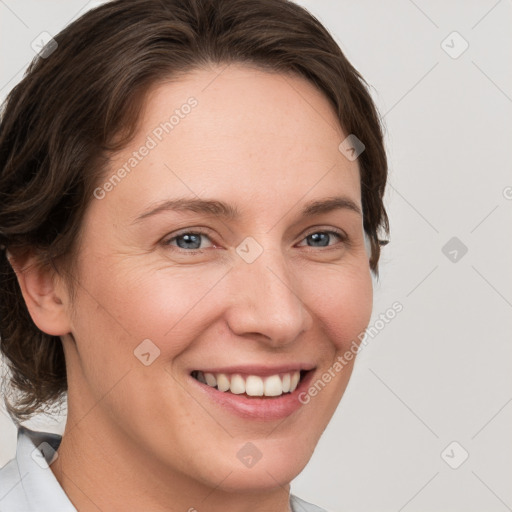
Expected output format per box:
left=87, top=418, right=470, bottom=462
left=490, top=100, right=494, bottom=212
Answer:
left=194, top=371, right=301, bottom=397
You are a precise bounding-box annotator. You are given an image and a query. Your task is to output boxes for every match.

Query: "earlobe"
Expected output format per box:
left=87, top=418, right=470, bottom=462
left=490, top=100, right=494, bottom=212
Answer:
left=6, top=249, right=72, bottom=336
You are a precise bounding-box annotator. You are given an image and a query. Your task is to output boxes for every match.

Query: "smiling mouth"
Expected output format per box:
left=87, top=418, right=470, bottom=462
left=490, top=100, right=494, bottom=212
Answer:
left=190, top=369, right=311, bottom=398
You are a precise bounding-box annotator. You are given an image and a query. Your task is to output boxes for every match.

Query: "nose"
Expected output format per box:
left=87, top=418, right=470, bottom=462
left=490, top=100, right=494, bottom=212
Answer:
left=224, top=243, right=313, bottom=347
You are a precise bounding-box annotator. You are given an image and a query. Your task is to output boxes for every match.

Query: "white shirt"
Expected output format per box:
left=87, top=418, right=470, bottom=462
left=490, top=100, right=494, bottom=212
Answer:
left=0, top=427, right=327, bottom=512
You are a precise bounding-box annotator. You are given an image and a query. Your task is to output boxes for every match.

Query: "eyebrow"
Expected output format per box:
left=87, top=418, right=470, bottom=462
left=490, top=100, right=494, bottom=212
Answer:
left=132, top=195, right=362, bottom=224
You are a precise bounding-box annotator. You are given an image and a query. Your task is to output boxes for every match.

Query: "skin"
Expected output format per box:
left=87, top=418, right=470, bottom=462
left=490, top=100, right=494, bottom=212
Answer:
left=12, top=63, right=373, bottom=512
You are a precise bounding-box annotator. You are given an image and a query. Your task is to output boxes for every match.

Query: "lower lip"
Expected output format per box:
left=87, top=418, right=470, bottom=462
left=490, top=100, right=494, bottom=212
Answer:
left=190, top=370, right=316, bottom=421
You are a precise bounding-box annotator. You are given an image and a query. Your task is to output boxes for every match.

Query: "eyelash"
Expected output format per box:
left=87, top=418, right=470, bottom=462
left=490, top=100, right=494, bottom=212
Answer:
left=162, top=228, right=348, bottom=254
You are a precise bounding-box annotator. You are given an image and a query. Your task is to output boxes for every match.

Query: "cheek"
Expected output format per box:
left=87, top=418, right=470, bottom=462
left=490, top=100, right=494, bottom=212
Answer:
left=71, top=256, right=230, bottom=358
left=308, top=264, right=373, bottom=352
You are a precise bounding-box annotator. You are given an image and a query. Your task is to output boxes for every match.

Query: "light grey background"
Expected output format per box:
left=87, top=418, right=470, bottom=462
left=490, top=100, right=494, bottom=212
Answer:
left=1, top=1, right=511, bottom=511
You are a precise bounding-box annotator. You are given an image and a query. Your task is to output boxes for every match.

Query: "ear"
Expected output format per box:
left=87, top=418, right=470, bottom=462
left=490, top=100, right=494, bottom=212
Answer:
left=6, top=249, right=72, bottom=336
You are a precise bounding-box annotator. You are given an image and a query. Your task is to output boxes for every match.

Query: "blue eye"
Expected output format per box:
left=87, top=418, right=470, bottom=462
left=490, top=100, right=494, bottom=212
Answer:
left=163, top=228, right=347, bottom=253
left=297, top=230, right=346, bottom=248
left=164, top=231, right=213, bottom=251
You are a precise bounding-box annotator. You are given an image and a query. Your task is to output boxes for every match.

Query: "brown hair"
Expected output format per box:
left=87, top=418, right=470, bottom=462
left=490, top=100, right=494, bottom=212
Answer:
left=0, top=0, right=389, bottom=422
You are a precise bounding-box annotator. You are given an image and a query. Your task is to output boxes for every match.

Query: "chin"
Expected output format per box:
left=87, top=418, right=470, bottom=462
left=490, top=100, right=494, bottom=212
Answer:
left=214, top=434, right=317, bottom=492
left=209, top=454, right=310, bottom=493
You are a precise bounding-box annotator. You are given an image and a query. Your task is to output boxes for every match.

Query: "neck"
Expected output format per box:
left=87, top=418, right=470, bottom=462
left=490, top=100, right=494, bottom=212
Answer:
left=50, top=407, right=292, bottom=512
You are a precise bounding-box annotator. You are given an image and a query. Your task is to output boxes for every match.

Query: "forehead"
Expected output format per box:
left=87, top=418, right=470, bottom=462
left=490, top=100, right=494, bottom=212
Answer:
left=144, top=63, right=345, bottom=155
left=96, top=64, right=361, bottom=221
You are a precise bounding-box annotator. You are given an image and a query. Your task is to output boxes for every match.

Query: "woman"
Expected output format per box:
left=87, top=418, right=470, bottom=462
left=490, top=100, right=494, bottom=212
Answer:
left=0, top=0, right=388, bottom=510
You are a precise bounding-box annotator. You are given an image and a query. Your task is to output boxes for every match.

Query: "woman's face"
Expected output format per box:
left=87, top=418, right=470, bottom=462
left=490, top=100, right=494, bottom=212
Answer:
left=62, top=63, right=373, bottom=492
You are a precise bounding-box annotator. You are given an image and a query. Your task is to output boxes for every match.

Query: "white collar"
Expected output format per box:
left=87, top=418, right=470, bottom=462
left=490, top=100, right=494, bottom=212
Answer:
left=4, top=426, right=77, bottom=511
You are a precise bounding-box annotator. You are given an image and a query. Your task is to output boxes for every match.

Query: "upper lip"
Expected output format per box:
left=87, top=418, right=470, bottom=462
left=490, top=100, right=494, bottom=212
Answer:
left=190, top=364, right=316, bottom=376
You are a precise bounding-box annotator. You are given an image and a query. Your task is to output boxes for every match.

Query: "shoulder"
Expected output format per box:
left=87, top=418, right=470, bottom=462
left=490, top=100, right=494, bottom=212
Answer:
left=0, top=452, right=31, bottom=511
left=290, top=493, right=330, bottom=512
